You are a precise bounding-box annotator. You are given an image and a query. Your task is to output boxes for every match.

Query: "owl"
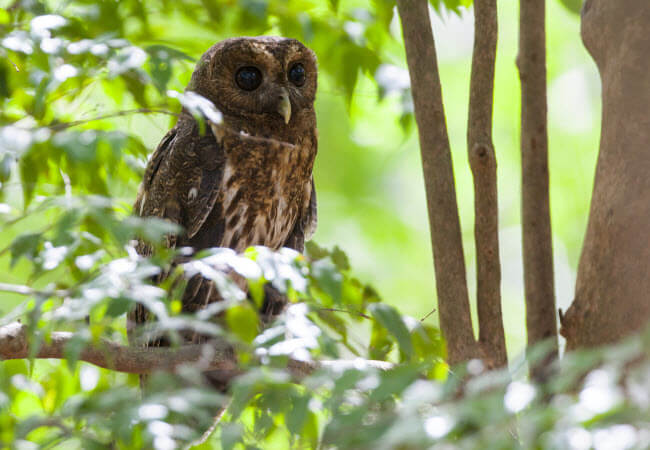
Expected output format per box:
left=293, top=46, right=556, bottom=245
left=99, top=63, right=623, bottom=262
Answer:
left=128, top=37, right=318, bottom=367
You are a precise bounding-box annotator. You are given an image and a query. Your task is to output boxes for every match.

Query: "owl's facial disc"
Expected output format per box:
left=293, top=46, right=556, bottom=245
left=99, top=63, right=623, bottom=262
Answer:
left=277, top=88, right=291, bottom=124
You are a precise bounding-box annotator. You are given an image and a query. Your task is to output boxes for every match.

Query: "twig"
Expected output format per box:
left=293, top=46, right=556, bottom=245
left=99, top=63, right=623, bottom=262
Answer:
left=184, top=400, right=232, bottom=450
left=468, top=0, right=507, bottom=369
left=318, top=308, right=372, bottom=320
left=396, top=0, right=477, bottom=365
left=0, top=322, right=392, bottom=380
left=517, top=0, right=558, bottom=382
left=47, top=108, right=178, bottom=131
left=0, top=282, right=70, bottom=298
left=419, top=308, right=437, bottom=322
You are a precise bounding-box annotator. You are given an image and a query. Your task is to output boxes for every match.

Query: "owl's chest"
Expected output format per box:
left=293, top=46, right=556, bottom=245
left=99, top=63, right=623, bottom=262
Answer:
left=218, top=145, right=313, bottom=252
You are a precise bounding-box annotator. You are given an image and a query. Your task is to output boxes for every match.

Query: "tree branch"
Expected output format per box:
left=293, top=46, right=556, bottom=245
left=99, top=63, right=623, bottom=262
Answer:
left=396, top=0, right=477, bottom=365
left=47, top=108, right=179, bottom=131
left=0, top=322, right=391, bottom=380
left=517, top=0, right=558, bottom=381
left=468, top=0, right=507, bottom=369
left=0, top=282, right=70, bottom=298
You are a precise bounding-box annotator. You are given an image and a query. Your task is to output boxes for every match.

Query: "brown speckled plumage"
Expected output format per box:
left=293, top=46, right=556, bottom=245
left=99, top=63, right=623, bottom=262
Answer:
left=128, top=37, right=318, bottom=384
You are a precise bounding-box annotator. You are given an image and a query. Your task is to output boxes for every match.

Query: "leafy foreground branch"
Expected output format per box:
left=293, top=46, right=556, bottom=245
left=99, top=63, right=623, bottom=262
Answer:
left=0, top=322, right=391, bottom=379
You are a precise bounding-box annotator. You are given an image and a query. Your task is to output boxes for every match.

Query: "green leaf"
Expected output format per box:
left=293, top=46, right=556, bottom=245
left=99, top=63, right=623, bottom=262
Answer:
left=0, top=154, right=13, bottom=182
left=305, top=241, right=329, bottom=260
left=63, top=333, right=89, bottom=371
left=146, top=44, right=194, bottom=94
left=0, top=63, right=9, bottom=99
left=369, top=319, right=393, bottom=360
left=300, top=412, right=319, bottom=449
left=226, top=303, right=259, bottom=343
left=369, top=364, right=422, bottom=402
left=286, top=392, right=309, bottom=434
left=105, top=297, right=132, bottom=317
left=331, top=246, right=350, bottom=271
left=369, top=303, right=413, bottom=359
left=411, top=322, right=446, bottom=362
left=53, top=130, right=99, bottom=163
left=122, top=69, right=149, bottom=107
left=311, top=258, right=343, bottom=303
left=1, top=360, right=29, bottom=379
left=248, top=277, right=266, bottom=309
left=372, top=0, right=397, bottom=30
left=9, top=232, right=43, bottom=267
left=558, top=0, right=582, bottom=14
left=430, top=0, right=473, bottom=15
left=19, top=152, right=40, bottom=209
left=220, top=422, right=244, bottom=450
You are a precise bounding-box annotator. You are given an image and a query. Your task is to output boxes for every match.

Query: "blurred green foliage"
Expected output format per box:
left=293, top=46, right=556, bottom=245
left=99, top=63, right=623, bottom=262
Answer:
left=2, top=0, right=640, bottom=449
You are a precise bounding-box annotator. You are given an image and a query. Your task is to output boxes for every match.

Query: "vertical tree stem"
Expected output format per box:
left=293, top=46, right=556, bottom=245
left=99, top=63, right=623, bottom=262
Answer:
left=517, top=0, right=558, bottom=381
left=396, top=0, right=477, bottom=365
left=562, top=0, right=650, bottom=350
left=468, top=0, right=507, bottom=368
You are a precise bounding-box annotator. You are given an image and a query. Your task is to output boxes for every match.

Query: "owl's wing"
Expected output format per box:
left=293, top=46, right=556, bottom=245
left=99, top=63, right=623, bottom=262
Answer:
left=283, top=177, right=317, bottom=252
left=129, top=116, right=226, bottom=345
left=304, top=177, right=317, bottom=240
left=134, top=115, right=227, bottom=252
left=133, top=129, right=175, bottom=220
left=182, top=124, right=227, bottom=240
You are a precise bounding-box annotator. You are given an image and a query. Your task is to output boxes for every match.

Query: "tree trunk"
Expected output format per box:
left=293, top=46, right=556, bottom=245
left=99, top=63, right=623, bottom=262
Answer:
left=561, top=0, right=650, bottom=349
left=396, top=0, right=478, bottom=365
left=518, top=0, right=558, bottom=381
left=468, top=0, right=508, bottom=369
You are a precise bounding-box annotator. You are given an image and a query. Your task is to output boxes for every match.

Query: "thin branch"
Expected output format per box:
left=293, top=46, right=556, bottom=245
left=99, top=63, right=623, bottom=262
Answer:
left=420, top=308, right=437, bottom=322
left=47, top=108, right=179, bottom=131
left=317, top=308, right=372, bottom=320
left=0, top=322, right=391, bottom=381
left=517, top=0, right=558, bottom=381
left=468, top=0, right=507, bottom=369
left=396, top=0, right=477, bottom=365
left=0, top=282, right=70, bottom=298
left=184, top=401, right=231, bottom=450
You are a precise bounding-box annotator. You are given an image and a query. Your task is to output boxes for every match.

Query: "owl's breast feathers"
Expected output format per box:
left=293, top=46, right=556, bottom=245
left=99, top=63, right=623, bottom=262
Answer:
left=135, top=113, right=317, bottom=257
left=208, top=123, right=316, bottom=252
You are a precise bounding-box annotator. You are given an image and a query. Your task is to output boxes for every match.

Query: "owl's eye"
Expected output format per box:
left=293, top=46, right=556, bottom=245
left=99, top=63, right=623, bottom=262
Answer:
left=288, top=63, right=306, bottom=87
left=235, top=66, right=262, bottom=91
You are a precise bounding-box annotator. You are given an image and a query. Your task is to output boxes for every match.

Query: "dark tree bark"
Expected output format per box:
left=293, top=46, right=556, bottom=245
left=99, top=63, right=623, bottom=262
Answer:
left=396, top=0, right=478, bottom=366
left=468, top=0, right=507, bottom=369
left=517, top=0, right=558, bottom=381
left=561, top=0, right=650, bottom=349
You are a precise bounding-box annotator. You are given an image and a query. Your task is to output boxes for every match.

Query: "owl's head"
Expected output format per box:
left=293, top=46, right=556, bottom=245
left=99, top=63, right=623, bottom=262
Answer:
left=188, top=36, right=317, bottom=131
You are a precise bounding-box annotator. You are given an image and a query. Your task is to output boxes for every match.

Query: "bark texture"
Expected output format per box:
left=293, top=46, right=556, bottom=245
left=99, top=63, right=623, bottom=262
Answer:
left=396, top=0, right=477, bottom=365
left=0, top=322, right=391, bottom=380
left=561, top=0, right=650, bottom=349
left=518, top=0, right=558, bottom=381
left=468, top=0, right=507, bottom=369
left=0, top=322, right=238, bottom=374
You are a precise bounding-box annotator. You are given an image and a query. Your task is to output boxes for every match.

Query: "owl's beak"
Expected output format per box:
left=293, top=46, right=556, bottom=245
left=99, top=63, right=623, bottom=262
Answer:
left=277, top=88, right=292, bottom=124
